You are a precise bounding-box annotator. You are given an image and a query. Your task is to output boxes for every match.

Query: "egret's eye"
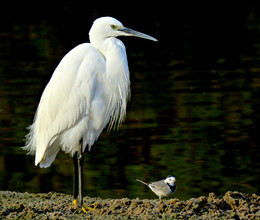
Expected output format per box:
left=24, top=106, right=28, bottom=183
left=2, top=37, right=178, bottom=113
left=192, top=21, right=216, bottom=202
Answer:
left=111, top=25, right=117, bottom=30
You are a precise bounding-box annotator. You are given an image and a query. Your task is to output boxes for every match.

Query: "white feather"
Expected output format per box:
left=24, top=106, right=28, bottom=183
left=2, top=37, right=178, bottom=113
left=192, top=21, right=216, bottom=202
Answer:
left=23, top=16, right=156, bottom=168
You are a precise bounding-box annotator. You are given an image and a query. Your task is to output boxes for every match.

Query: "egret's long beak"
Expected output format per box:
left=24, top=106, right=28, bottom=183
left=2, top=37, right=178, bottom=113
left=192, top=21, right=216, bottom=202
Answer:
left=118, top=27, right=158, bottom=42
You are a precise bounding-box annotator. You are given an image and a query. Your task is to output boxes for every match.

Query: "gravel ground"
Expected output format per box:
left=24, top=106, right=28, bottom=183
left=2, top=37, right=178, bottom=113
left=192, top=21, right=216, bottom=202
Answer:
left=0, top=191, right=259, bottom=219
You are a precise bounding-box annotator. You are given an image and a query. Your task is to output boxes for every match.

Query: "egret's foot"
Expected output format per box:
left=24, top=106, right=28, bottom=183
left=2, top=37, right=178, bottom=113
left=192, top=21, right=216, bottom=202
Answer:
left=82, top=205, right=95, bottom=213
left=72, top=199, right=95, bottom=213
left=73, top=199, right=78, bottom=206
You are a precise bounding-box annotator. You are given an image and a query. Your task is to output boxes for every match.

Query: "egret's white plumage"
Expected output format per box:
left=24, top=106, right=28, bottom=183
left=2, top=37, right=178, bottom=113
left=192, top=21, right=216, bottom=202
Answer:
left=23, top=17, right=157, bottom=170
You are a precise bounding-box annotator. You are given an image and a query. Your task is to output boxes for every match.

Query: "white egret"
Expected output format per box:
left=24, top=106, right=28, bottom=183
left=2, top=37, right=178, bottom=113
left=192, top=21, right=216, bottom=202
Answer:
left=23, top=16, right=157, bottom=208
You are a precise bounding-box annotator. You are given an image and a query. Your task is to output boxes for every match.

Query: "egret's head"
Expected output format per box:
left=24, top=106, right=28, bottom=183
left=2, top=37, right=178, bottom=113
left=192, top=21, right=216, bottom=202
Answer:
left=89, top=16, right=157, bottom=42
left=165, top=175, right=176, bottom=186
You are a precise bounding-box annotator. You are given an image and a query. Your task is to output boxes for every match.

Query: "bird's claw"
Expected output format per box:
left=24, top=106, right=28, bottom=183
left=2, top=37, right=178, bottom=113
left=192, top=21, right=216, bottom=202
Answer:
left=73, top=199, right=78, bottom=206
left=73, top=199, right=95, bottom=213
left=82, top=205, right=95, bottom=213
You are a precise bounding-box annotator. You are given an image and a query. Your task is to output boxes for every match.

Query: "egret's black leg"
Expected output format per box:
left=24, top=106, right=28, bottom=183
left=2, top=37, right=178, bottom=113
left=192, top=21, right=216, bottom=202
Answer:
left=73, top=152, right=79, bottom=203
left=78, top=145, right=84, bottom=207
left=73, top=140, right=84, bottom=207
left=72, top=143, right=95, bottom=213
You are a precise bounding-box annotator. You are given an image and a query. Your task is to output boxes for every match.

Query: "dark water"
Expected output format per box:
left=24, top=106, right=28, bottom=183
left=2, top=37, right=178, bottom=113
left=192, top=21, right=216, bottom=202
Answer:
left=1, top=5, right=260, bottom=200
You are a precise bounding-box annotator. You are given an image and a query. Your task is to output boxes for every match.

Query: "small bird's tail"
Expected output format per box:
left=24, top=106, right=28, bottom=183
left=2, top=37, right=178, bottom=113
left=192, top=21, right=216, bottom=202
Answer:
left=136, top=179, right=149, bottom=186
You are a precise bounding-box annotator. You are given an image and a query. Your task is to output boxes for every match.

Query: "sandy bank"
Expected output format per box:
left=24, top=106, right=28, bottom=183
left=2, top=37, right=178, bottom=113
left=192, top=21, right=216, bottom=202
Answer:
left=0, top=191, right=259, bottom=219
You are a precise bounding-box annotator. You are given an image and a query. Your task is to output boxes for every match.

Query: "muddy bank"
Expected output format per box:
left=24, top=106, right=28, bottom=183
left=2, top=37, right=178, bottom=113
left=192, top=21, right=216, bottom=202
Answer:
left=0, top=191, right=259, bottom=219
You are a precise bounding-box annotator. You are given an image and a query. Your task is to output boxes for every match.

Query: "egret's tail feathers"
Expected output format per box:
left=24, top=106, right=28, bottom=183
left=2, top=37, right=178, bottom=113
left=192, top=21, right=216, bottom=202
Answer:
left=136, top=179, right=149, bottom=186
left=36, top=149, right=60, bottom=168
left=38, top=156, right=56, bottom=168
left=35, top=142, right=61, bottom=168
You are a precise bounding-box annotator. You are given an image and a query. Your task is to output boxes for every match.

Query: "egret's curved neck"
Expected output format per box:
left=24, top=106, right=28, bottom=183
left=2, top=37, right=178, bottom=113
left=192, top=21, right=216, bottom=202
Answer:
left=89, top=34, right=107, bottom=56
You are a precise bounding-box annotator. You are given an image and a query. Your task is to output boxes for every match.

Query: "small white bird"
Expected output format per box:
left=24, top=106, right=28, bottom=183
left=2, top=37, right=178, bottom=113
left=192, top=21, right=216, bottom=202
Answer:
left=136, top=175, right=177, bottom=200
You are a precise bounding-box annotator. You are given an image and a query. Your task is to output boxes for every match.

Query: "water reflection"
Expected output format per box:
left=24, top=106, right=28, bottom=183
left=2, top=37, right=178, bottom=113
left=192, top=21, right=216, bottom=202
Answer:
left=1, top=65, right=259, bottom=200
left=1, top=12, right=260, bottom=201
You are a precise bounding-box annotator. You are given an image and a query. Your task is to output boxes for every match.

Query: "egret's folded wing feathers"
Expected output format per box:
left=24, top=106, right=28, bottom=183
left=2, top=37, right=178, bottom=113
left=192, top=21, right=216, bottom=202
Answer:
left=24, top=43, right=104, bottom=167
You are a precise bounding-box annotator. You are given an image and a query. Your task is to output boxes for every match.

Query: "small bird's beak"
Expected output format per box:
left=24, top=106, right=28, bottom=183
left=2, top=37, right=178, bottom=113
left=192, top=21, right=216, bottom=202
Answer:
left=118, top=27, right=158, bottom=42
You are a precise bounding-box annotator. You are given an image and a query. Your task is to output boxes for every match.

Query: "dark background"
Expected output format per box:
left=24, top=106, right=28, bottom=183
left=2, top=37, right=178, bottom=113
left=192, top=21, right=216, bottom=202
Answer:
left=2, top=3, right=260, bottom=70
left=1, top=3, right=260, bottom=200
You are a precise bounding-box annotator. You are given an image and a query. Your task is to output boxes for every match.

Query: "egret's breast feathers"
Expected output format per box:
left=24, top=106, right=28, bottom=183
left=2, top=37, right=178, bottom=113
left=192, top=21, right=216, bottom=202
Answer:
left=103, top=38, right=131, bottom=131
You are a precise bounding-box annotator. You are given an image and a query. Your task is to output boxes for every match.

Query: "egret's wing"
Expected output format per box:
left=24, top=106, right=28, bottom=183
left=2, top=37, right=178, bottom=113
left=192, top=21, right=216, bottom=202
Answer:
left=24, top=43, right=105, bottom=167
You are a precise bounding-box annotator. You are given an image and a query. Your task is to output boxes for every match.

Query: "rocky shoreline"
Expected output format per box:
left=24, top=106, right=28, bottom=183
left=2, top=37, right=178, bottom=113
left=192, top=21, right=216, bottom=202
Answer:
left=0, top=191, right=259, bottom=219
